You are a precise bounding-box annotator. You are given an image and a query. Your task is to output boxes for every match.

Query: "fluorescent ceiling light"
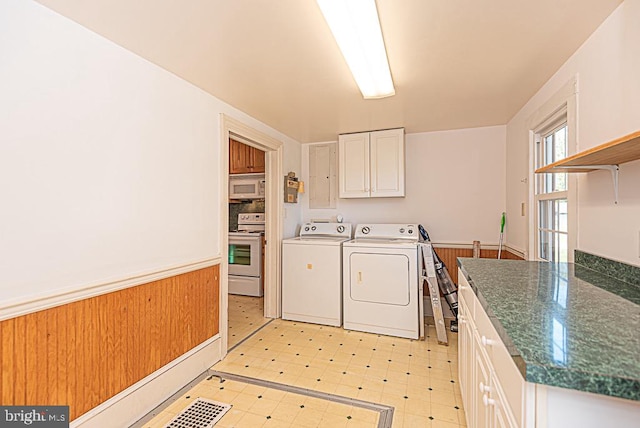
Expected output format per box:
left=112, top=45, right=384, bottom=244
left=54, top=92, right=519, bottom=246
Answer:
left=317, top=0, right=395, bottom=99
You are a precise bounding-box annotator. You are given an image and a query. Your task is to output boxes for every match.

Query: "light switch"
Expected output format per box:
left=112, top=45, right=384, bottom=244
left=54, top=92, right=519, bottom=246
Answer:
left=521, top=202, right=526, bottom=216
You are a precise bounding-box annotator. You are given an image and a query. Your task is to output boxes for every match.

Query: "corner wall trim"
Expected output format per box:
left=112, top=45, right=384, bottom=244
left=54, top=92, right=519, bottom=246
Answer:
left=0, top=257, right=222, bottom=321
left=432, top=242, right=500, bottom=250
left=504, top=244, right=526, bottom=259
left=430, top=242, right=525, bottom=259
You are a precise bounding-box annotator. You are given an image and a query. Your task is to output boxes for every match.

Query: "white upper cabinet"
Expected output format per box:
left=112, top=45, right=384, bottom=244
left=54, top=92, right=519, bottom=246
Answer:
left=338, top=128, right=405, bottom=198
left=370, top=129, right=405, bottom=197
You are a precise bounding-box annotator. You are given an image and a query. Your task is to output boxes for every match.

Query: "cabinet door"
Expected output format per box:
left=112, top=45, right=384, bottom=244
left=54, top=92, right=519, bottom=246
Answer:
left=249, top=145, right=265, bottom=173
left=474, top=337, right=491, bottom=428
left=229, top=139, right=251, bottom=174
left=309, top=143, right=337, bottom=208
left=458, top=297, right=475, bottom=428
left=230, top=139, right=264, bottom=174
left=338, top=132, right=370, bottom=198
left=490, top=372, right=518, bottom=428
left=370, top=128, right=405, bottom=197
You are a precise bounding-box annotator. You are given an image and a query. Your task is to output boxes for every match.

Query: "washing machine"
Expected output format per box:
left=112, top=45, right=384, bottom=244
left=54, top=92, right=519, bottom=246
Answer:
left=282, top=222, right=352, bottom=327
left=342, top=224, right=424, bottom=339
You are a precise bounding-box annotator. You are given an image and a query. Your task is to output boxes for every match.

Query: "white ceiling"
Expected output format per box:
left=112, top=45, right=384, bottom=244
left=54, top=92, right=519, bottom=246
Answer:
left=37, top=0, right=621, bottom=143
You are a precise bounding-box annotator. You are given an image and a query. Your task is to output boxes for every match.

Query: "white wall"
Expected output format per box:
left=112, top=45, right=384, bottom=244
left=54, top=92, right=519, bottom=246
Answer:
left=506, top=0, right=640, bottom=265
left=0, top=0, right=301, bottom=307
left=301, top=126, right=506, bottom=244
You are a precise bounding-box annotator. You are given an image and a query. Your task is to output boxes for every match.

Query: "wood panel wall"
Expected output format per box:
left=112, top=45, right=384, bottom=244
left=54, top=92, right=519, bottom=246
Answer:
left=0, top=265, right=219, bottom=421
left=433, top=247, right=524, bottom=285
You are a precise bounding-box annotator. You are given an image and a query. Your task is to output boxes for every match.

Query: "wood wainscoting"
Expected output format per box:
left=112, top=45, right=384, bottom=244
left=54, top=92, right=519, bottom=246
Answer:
left=0, top=265, right=219, bottom=421
left=433, top=246, right=524, bottom=285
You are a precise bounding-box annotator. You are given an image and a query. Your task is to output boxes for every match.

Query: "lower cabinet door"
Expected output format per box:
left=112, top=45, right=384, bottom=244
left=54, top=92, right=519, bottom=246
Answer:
left=458, top=298, right=475, bottom=427
left=490, top=372, right=519, bottom=428
left=474, top=342, right=491, bottom=428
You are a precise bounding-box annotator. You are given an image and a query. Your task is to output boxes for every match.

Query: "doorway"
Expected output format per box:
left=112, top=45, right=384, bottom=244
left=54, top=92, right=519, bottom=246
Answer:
left=228, top=142, right=267, bottom=348
left=220, top=114, right=283, bottom=357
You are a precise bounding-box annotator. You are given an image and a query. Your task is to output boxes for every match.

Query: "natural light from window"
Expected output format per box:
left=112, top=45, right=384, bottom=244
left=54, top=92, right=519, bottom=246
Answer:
left=536, top=124, right=569, bottom=263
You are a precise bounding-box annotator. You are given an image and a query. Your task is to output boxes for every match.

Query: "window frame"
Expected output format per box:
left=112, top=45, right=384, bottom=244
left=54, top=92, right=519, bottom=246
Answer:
left=535, top=121, right=569, bottom=262
left=527, top=77, right=578, bottom=263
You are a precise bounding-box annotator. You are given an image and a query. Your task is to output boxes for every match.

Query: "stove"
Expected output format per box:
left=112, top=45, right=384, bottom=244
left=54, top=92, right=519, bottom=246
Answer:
left=228, top=213, right=265, bottom=297
left=234, top=213, right=265, bottom=234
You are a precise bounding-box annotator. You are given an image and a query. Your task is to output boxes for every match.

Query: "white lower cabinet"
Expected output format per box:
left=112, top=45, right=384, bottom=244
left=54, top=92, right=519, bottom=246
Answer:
left=458, top=294, right=474, bottom=421
left=474, top=338, right=492, bottom=428
left=458, top=273, right=522, bottom=428
left=457, top=268, right=640, bottom=428
left=490, top=371, right=519, bottom=428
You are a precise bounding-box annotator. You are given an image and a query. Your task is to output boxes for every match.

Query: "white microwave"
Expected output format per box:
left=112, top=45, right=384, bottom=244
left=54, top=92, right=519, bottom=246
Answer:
left=229, top=174, right=265, bottom=199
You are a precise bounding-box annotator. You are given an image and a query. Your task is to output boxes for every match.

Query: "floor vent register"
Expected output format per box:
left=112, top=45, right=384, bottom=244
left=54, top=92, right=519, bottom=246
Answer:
left=165, top=398, right=232, bottom=428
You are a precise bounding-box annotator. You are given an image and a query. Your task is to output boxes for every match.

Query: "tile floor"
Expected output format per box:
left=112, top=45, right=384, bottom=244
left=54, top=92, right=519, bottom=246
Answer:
left=145, top=372, right=383, bottom=428
left=142, top=301, right=465, bottom=428
left=228, top=294, right=269, bottom=348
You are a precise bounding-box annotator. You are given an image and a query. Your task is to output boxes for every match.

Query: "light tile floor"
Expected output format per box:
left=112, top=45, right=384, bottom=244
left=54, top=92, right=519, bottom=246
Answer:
left=228, top=294, right=269, bottom=348
left=143, top=300, right=465, bottom=428
left=143, top=375, right=381, bottom=428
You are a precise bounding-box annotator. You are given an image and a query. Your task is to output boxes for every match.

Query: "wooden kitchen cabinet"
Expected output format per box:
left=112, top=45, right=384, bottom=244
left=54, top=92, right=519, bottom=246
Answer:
left=338, top=128, right=405, bottom=198
left=230, top=139, right=265, bottom=174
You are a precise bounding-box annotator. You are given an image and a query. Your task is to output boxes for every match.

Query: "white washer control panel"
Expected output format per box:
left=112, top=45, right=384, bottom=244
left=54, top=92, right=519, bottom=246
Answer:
left=354, top=224, right=418, bottom=240
left=300, top=223, right=352, bottom=238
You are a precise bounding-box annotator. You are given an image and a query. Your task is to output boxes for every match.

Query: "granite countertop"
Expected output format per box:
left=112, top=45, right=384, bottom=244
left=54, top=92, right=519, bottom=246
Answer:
left=457, top=258, right=640, bottom=401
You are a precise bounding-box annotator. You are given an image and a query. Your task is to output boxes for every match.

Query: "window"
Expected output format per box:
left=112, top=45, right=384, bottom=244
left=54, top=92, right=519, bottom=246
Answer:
left=535, top=122, right=569, bottom=262
left=527, top=76, right=577, bottom=263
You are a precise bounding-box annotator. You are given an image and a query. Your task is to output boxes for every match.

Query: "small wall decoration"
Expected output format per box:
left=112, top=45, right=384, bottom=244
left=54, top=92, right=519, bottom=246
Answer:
left=284, top=171, right=300, bottom=203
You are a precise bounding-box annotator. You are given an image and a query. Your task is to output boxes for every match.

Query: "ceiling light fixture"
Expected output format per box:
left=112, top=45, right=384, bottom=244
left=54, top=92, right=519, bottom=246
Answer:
left=317, top=0, right=395, bottom=99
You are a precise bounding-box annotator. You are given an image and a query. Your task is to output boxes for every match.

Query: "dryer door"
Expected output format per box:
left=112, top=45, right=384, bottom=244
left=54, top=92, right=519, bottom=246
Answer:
left=349, top=252, right=410, bottom=306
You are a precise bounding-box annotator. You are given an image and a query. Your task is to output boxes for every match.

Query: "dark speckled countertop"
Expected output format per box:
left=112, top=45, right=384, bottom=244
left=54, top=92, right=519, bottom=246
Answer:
left=457, top=258, right=640, bottom=401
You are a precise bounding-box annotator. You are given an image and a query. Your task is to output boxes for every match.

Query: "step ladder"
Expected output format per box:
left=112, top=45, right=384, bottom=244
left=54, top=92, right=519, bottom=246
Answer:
left=419, top=242, right=448, bottom=345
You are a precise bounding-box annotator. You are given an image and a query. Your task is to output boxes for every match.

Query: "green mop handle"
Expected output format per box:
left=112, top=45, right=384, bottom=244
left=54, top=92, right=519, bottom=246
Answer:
left=498, top=212, right=506, bottom=259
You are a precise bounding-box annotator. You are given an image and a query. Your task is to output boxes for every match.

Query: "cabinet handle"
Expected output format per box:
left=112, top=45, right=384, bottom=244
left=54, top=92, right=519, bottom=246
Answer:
left=479, top=382, right=491, bottom=393
left=459, top=285, right=468, bottom=290
left=458, top=315, right=467, bottom=324
left=481, top=336, right=495, bottom=347
left=482, top=394, right=496, bottom=407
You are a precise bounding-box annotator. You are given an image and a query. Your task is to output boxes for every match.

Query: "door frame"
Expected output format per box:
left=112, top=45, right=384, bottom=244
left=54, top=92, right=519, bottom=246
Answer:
left=220, top=114, right=283, bottom=357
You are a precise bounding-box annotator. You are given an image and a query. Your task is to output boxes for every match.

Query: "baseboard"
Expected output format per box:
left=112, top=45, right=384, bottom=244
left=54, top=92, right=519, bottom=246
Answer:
left=71, top=336, right=222, bottom=428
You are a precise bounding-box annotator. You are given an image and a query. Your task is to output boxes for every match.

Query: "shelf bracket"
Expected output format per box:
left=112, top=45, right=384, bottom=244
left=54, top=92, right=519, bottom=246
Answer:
left=562, top=165, right=620, bottom=204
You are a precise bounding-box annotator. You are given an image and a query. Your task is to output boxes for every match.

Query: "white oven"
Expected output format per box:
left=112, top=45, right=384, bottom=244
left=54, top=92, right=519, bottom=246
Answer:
left=229, top=233, right=262, bottom=278
left=228, top=213, right=265, bottom=297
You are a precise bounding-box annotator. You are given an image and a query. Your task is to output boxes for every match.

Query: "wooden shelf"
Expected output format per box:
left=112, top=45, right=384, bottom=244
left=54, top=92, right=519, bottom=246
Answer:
left=535, top=130, right=640, bottom=173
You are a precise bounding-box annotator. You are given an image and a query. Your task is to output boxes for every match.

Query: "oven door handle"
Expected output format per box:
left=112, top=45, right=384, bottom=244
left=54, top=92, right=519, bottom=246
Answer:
left=229, top=235, right=262, bottom=243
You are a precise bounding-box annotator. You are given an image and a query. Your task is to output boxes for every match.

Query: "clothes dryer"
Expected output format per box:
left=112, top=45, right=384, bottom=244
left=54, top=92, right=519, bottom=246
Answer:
left=282, top=223, right=352, bottom=326
left=342, top=224, right=424, bottom=339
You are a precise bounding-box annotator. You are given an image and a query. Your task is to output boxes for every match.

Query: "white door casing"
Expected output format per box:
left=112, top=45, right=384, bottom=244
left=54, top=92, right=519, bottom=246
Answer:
left=220, top=114, right=283, bottom=358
